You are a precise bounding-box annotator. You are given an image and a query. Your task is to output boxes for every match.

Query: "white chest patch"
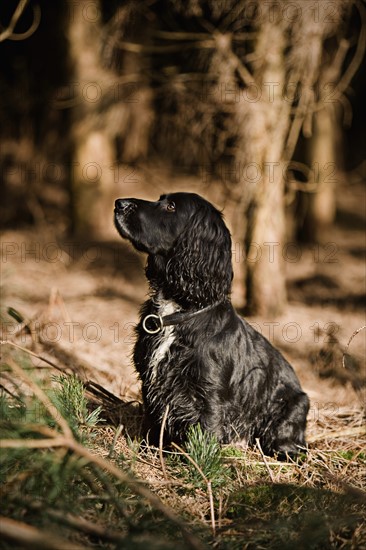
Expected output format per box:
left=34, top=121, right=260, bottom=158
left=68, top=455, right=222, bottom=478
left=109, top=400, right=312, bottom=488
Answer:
left=148, top=298, right=178, bottom=382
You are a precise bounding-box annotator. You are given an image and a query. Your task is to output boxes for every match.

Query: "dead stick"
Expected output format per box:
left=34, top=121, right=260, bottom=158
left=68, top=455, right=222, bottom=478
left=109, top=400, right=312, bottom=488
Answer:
left=46, top=509, right=127, bottom=543
left=68, top=439, right=205, bottom=550
left=342, top=325, right=366, bottom=368
left=255, top=439, right=275, bottom=482
left=172, top=442, right=216, bottom=537
left=1, top=437, right=68, bottom=449
left=0, top=340, right=64, bottom=372
left=2, top=356, right=205, bottom=550
left=0, top=516, right=87, bottom=550
left=6, top=357, right=73, bottom=439
left=159, top=405, right=170, bottom=480
left=1, top=435, right=205, bottom=549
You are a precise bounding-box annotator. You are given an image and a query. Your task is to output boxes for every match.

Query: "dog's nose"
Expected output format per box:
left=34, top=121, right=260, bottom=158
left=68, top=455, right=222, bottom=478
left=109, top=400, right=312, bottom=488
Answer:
left=115, top=199, right=126, bottom=209
left=115, top=198, right=136, bottom=211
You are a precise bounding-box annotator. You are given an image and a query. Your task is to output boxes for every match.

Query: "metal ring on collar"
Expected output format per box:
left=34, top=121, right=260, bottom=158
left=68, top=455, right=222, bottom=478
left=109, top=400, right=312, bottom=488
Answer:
left=142, top=314, right=163, bottom=334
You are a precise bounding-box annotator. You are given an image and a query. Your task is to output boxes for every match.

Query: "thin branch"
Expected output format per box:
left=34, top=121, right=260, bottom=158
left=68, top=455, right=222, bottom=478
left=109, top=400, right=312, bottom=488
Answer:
left=172, top=443, right=208, bottom=482
left=284, top=81, right=310, bottom=161
left=1, top=424, right=59, bottom=439
left=0, top=383, right=23, bottom=402
left=207, top=480, right=216, bottom=536
left=342, top=325, right=366, bottom=368
left=153, top=29, right=255, bottom=41
left=6, top=357, right=74, bottom=439
left=108, top=424, right=124, bottom=458
left=0, top=340, right=64, bottom=372
left=153, top=30, right=216, bottom=40
left=0, top=0, right=41, bottom=42
left=7, top=495, right=129, bottom=542
left=336, top=0, right=366, bottom=95
left=7, top=4, right=41, bottom=41
left=255, top=439, right=275, bottom=482
left=69, top=439, right=206, bottom=550
left=43, top=508, right=128, bottom=544
left=159, top=404, right=170, bottom=480
left=172, top=442, right=216, bottom=537
left=0, top=437, right=69, bottom=449
left=1, top=357, right=205, bottom=550
left=211, top=31, right=256, bottom=88
left=116, top=38, right=216, bottom=54
left=0, top=516, right=87, bottom=550
left=0, top=0, right=28, bottom=41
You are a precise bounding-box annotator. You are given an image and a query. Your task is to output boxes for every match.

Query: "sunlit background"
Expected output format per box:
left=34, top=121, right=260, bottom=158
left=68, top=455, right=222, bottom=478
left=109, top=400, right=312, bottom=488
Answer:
left=1, top=2, right=365, bottom=547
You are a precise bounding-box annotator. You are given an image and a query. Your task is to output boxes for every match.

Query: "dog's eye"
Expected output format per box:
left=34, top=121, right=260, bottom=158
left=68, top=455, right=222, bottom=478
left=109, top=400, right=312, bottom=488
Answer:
left=166, top=201, right=176, bottom=212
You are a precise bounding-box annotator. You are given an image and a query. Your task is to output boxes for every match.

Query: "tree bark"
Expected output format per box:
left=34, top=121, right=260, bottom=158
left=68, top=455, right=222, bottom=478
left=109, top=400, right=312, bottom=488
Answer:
left=300, top=106, right=339, bottom=243
left=244, top=23, right=290, bottom=317
left=68, top=0, right=117, bottom=239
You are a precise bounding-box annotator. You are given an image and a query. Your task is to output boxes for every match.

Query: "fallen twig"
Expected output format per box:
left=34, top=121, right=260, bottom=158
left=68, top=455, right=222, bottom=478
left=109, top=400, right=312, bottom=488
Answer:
left=0, top=340, right=64, bottom=372
left=159, top=404, right=170, bottom=480
left=7, top=357, right=73, bottom=439
left=255, top=438, right=275, bottom=482
left=342, top=325, right=366, bottom=368
left=0, top=516, right=86, bottom=550
left=1, top=357, right=205, bottom=550
left=172, top=442, right=216, bottom=537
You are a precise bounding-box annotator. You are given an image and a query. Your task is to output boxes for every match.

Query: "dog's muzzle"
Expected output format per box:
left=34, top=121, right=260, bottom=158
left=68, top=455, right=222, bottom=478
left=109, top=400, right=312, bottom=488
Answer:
left=114, top=199, right=137, bottom=214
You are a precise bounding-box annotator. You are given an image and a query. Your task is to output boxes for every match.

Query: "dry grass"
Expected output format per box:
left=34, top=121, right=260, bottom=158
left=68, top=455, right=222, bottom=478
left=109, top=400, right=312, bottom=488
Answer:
left=1, top=173, right=364, bottom=548
left=1, top=333, right=365, bottom=549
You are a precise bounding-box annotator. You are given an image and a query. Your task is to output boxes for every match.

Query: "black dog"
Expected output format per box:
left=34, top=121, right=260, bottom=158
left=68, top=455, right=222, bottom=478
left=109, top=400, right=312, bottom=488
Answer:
left=114, top=192, right=309, bottom=456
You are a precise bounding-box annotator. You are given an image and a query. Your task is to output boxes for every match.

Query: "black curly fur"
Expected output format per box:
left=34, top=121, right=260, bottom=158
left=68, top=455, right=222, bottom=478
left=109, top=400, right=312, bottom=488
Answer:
left=114, top=192, right=309, bottom=456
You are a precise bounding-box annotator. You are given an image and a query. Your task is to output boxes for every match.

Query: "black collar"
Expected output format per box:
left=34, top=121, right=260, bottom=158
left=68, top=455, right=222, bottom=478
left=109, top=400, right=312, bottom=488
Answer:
left=142, top=302, right=220, bottom=334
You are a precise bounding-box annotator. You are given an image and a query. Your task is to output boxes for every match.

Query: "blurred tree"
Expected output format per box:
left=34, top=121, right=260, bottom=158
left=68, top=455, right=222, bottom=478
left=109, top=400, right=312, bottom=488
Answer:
left=67, top=0, right=154, bottom=238
left=67, top=0, right=117, bottom=239
left=1, top=0, right=364, bottom=315
left=131, top=0, right=359, bottom=316
left=0, top=0, right=70, bottom=231
left=242, top=0, right=353, bottom=314
left=298, top=21, right=365, bottom=243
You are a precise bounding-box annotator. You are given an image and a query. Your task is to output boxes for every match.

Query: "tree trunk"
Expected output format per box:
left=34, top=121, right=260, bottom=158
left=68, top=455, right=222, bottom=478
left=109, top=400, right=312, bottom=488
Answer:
left=244, top=23, right=290, bottom=317
left=245, top=161, right=287, bottom=317
left=300, top=106, right=338, bottom=242
left=71, top=131, right=116, bottom=238
left=67, top=0, right=117, bottom=239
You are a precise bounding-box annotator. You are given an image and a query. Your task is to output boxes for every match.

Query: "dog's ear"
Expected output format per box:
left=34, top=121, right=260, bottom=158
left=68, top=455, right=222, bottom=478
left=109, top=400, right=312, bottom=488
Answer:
left=166, top=205, right=233, bottom=306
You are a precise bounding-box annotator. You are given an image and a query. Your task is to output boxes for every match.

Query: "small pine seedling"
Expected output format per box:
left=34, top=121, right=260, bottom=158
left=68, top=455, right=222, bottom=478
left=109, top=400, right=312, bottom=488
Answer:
left=52, top=374, right=103, bottom=436
left=184, top=424, right=230, bottom=488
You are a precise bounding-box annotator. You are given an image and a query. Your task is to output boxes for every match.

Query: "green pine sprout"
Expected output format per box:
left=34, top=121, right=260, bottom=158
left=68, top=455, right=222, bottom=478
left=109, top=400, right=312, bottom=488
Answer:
left=51, top=374, right=104, bottom=435
left=183, top=424, right=232, bottom=489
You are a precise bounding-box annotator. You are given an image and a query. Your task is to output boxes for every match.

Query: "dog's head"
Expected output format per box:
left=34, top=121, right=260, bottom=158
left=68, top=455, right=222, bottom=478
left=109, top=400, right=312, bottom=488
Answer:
left=114, top=192, right=233, bottom=305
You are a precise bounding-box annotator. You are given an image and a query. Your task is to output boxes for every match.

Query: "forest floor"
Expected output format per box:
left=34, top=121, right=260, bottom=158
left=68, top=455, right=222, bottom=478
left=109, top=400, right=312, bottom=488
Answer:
left=1, top=174, right=365, bottom=548
left=2, top=174, right=365, bottom=411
